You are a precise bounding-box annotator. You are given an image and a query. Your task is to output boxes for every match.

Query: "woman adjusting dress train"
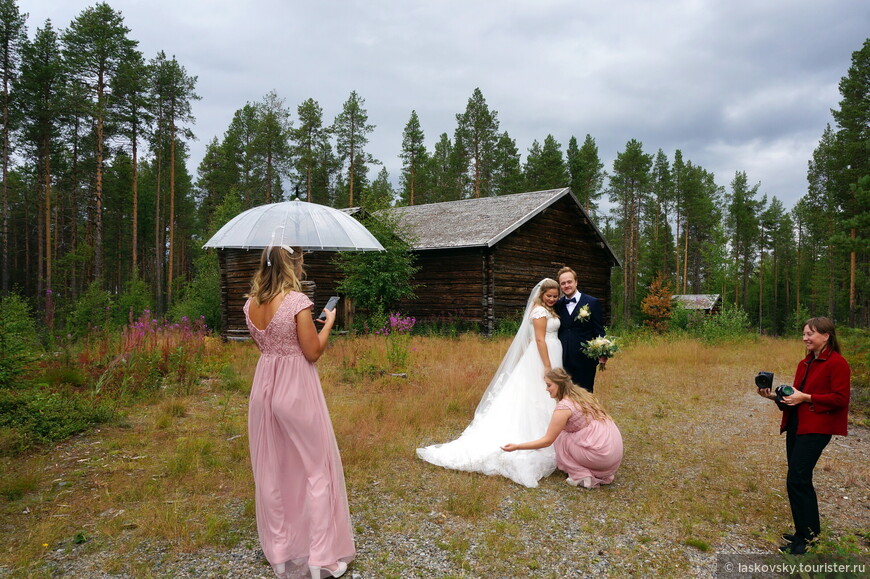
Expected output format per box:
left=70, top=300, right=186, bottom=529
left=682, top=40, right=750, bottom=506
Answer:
left=416, top=279, right=563, bottom=487
left=244, top=245, right=354, bottom=579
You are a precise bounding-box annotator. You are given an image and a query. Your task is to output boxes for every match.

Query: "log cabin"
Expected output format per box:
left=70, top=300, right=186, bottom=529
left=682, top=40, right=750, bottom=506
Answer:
left=213, top=188, right=620, bottom=339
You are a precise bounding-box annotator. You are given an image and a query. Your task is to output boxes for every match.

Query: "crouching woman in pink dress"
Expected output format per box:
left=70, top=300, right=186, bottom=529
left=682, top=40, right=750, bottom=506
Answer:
left=502, top=368, right=623, bottom=488
left=244, top=245, right=354, bottom=579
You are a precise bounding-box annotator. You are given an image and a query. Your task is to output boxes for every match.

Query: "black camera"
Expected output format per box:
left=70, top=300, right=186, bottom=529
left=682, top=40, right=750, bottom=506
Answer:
left=756, top=371, right=795, bottom=404
left=774, top=384, right=795, bottom=403
left=755, top=371, right=774, bottom=390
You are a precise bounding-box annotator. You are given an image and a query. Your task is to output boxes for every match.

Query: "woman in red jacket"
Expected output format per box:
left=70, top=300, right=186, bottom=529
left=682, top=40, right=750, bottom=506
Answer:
left=757, top=317, right=850, bottom=555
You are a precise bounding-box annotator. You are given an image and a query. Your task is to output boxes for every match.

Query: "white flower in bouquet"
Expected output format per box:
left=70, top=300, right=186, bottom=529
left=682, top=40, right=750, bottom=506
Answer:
left=574, top=303, right=591, bottom=322
left=581, top=335, right=619, bottom=370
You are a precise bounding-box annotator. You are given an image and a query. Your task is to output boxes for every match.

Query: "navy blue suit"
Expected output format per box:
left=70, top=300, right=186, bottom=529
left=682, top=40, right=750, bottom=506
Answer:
left=556, top=293, right=605, bottom=392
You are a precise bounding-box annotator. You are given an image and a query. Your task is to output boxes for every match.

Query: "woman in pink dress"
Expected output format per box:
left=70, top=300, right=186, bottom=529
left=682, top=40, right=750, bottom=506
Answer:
left=244, top=245, right=354, bottom=579
left=501, top=368, right=622, bottom=488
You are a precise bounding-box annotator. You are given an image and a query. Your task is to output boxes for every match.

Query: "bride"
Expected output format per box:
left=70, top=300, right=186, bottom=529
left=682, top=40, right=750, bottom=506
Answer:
left=417, top=278, right=562, bottom=487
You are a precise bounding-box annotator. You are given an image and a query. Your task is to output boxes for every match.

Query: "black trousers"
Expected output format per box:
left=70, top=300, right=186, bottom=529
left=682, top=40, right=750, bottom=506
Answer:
left=566, top=355, right=597, bottom=393
left=785, top=430, right=831, bottom=542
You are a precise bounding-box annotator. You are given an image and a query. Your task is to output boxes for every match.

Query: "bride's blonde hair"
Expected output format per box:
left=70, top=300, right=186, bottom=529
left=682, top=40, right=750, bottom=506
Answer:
left=545, top=368, right=611, bottom=422
left=533, top=278, right=560, bottom=316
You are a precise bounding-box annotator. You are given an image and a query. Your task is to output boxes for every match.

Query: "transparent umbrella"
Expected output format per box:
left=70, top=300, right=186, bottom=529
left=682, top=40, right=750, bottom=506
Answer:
left=202, top=200, right=384, bottom=251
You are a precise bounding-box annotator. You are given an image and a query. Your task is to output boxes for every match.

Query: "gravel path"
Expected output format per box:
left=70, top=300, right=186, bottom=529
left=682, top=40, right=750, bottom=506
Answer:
left=21, top=422, right=867, bottom=579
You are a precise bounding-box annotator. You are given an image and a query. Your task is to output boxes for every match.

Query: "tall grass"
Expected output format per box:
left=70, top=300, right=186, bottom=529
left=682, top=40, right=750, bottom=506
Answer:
left=1, top=332, right=867, bottom=577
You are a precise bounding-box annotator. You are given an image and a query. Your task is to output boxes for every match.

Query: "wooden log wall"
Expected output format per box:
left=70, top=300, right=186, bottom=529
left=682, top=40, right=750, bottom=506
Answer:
left=395, top=247, right=487, bottom=325
left=217, top=248, right=320, bottom=340
left=491, top=196, right=616, bottom=327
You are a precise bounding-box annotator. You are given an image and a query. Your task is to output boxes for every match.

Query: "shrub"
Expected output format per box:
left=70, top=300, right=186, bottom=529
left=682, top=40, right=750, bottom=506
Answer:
left=335, top=209, right=419, bottom=331
left=696, top=303, right=754, bottom=343
left=66, top=281, right=113, bottom=338
left=169, top=251, right=222, bottom=332
left=115, top=275, right=153, bottom=327
left=640, top=274, right=673, bottom=333
left=0, top=293, right=40, bottom=389
left=0, top=388, right=113, bottom=456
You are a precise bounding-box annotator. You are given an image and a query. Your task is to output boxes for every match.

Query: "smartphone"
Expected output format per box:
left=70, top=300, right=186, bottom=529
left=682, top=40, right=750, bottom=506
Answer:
left=317, top=296, right=340, bottom=320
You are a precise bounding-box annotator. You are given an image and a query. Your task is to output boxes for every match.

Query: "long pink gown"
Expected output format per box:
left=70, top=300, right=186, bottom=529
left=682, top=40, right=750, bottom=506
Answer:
left=245, top=292, right=355, bottom=578
left=553, top=399, right=623, bottom=488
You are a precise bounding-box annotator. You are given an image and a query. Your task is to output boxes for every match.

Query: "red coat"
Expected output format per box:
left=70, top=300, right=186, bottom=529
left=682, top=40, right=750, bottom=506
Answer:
left=780, top=348, right=850, bottom=436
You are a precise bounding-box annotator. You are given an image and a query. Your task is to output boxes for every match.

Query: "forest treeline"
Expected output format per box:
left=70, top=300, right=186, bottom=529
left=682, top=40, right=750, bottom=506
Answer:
left=0, top=1, right=867, bottom=334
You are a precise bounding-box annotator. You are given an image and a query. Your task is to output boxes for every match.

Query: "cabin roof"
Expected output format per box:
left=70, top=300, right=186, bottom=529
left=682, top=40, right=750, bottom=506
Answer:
left=671, top=294, right=722, bottom=310
left=364, top=188, right=618, bottom=264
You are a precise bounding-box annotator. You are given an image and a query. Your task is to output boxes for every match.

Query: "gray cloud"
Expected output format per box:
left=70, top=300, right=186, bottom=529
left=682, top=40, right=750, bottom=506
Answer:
left=25, top=0, right=870, bottom=208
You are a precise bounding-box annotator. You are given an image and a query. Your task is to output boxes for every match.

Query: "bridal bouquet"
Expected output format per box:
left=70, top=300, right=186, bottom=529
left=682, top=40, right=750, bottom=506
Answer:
left=581, top=335, right=619, bottom=371
left=574, top=303, right=591, bottom=323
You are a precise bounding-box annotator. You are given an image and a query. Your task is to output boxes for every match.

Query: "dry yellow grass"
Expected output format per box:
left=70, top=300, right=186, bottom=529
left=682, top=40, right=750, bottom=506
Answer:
left=1, top=334, right=867, bottom=577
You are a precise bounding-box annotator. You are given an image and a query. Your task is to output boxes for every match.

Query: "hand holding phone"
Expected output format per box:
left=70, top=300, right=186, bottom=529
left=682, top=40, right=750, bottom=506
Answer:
left=317, top=296, right=340, bottom=320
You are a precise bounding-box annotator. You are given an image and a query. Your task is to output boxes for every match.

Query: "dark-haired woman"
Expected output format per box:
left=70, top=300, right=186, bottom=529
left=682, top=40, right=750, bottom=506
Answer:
left=757, top=317, right=850, bottom=555
left=245, top=245, right=354, bottom=579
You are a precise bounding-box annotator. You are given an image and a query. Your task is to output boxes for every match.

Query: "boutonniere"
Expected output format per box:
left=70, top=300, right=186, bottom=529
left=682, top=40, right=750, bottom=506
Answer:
left=574, top=304, right=591, bottom=323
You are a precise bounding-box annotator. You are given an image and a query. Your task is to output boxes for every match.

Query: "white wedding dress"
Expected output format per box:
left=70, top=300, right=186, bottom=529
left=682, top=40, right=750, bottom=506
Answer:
left=417, top=283, right=561, bottom=488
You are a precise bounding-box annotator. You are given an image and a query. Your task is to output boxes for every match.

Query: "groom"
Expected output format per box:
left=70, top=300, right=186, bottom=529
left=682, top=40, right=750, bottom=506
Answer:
left=555, top=267, right=606, bottom=392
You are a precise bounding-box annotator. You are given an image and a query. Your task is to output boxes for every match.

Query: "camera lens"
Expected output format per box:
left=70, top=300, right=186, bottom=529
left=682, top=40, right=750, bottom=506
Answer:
left=755, top=371, right=774, bottom=389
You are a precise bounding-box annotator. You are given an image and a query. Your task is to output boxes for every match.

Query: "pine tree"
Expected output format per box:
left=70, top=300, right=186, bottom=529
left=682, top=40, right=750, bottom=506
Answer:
left=110, top=50, right=153, bottom=273
left=251, top=90, right=293, bottom=204
left=568, top=134, right=606, bottom=216
left=291, top=97, right=330, bottom=203
left=62, top=2, right=137, bottom=282
left=366, top=166, right=395, bottom=210
left=18, top=21, right=63, bottom=325
left=224, top=103, right=262, bottom=208
left=608, top=139, right=652, bottom=323
left=150, top=51, right=198, bottom=306
left=0, top=0, right=25, bottom=295
left=523, top=139, right=544, bottom=191
left=651, top=150, right=673, bottom=270
left=428, top=132, right=456, bottom=203
left=492, top=131, right=523, bottom=195
left=333, top=91, right=375, bottom=207
left=725, top=171, right=763, bottom=308
left=830, top=38, right=869, bottom=325
left=537, top=134, right=568, bottom=190
left=455, top=88, right=499, bottom=198
left=399, top=110, right=426, bottom=205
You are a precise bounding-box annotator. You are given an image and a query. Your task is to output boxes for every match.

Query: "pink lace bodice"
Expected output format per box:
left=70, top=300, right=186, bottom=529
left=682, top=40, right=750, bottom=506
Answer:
left=556, top=399, right=592, bottom=433
left=244, top=292, right=313, bottom=357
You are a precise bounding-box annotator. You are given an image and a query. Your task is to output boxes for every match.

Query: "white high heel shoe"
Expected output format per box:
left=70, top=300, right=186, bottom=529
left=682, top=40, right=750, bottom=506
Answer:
left=309, top=561, right=348, bottom=578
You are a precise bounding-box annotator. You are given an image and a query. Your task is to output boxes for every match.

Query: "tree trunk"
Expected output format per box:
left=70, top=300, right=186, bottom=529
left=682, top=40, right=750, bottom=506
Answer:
left=94, top=77, right=105, bottom=282
left=682, top=220, right=689, bottom=293
left=849, top=229, right=856, bottom=326
left=132, top=130, right=139, bottom=273
left=44, top=138, right=53, bottom=328
left=168, top=127, right=176, bottom=304
left=154, top=149, right=163, bottom=314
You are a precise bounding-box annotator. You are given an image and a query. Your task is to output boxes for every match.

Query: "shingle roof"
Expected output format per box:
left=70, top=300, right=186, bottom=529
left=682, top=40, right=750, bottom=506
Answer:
left=383, top=188, right=608, bottom=251
left=671, top=294, right=722, bottom=310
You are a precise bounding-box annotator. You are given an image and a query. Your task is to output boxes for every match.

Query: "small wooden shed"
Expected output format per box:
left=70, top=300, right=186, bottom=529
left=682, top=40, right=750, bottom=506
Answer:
left=214, top=188, right=620, bottom=338
left=671, top=294, right=722, bottom=315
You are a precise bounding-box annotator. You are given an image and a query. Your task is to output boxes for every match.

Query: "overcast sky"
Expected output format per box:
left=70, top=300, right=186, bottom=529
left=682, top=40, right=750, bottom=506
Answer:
left=23, top=0, right=870, bottom=211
